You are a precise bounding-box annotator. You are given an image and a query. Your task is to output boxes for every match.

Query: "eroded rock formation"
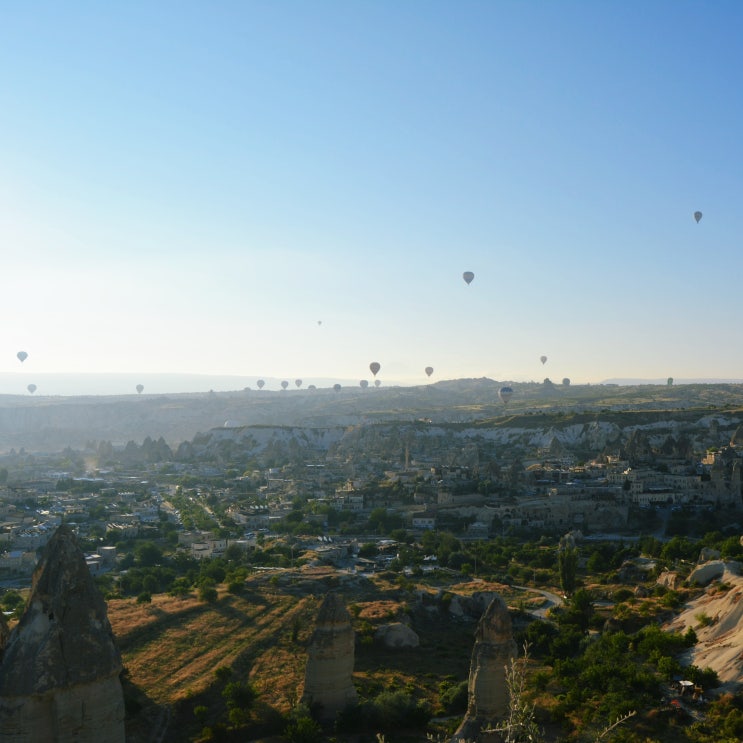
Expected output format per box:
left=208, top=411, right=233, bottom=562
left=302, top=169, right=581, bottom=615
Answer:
left=0, top=525, right=125, bottom=742
left=453, top=595, right=516, bottom=742
left=301, top=592, right=357, bottom=721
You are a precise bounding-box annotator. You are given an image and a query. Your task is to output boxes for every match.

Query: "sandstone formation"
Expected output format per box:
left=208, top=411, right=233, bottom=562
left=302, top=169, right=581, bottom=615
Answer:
left=0, top=525, right=125, bottom=743
left=657, top=570, right=681, bottom=590
left=453, top=595, right=516, bottom=742
left=301, top=592, right=357, bottom=721
left=688, top=560, right=727, bottom=586
left=374, top=622, right=420, bottom=648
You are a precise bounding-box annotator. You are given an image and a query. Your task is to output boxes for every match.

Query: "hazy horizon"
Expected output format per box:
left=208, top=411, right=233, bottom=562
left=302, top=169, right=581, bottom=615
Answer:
left=1, top=372, right=742, bottom=398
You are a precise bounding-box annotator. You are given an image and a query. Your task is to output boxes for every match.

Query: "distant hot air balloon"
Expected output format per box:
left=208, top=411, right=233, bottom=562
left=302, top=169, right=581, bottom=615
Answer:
left=360, top=379, right=369, bottom=389
left=16, top=351, right=27, bottom=363
left=498, top=386, right=513, bottom=404
left=694, top=211, right=702, bottom=223
left=667, top=377, right=674, bottom=386
left=281, top=380, right=289, bottom=390
left=369, top=362, right=380, bottom=377
left=562, top=378, right=571, bottom=387
left=27, top=384, right=36, bottom=394
left=308, top=384, right=317, bottom=390
left=136, top=384, right=144, bottom=394
left=295, top=379, right=302, bottom=388
left=540, top=355, right=547, bottom=365
left=257, top=379, right=265, bottom=389
left=463, top=271, right=474, bottom=285
left=333, top=383, right=342, bottom=392
left=374, top=379, right=381, bottom=388
left=425, top=366, right=434, bottom=378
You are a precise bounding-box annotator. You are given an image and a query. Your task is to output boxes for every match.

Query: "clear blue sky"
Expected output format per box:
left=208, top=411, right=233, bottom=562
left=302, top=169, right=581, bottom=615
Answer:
left=1, top=1, right=742, bottom=394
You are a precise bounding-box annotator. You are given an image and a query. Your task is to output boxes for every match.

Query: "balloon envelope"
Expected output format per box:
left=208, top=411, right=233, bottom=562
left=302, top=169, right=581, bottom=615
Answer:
left=257, top=379, right=265, bottom=389
left=295, top=379, right=302, bottom=388
left=281, top=380, right=289, bottom=390
left=540, top=355, right=547, bottom=365
left=360, top=379, right=369, bottom=389
left=16, top=351, right=27, bottom=363
left=27, top=384, right=36, bottom=394
left=425, top=366, right=434, bottom=377
left=333, top=383, right=341, bottom=392
left=369, top=361, right=381, bottom=376
left=694, top=211, right=702, bottom=223
left=136, top=384, right=144, bottom=394
left=462, top=271, right=474, bottom=285
left=374, top=379, right=381, bottom=388
left=562, top=378, right=571, bottom=387
left=498, top=386, right=513, bottom=404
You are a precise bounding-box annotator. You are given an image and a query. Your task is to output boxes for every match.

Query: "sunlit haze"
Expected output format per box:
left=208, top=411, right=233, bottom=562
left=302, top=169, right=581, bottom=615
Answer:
left=2, top=1, right=742, bottom=396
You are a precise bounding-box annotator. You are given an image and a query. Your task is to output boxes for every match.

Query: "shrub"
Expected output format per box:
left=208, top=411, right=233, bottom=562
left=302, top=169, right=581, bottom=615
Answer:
left=284, top=714, right=323, bottom=743
left=199, top=585, right=218, bottom=603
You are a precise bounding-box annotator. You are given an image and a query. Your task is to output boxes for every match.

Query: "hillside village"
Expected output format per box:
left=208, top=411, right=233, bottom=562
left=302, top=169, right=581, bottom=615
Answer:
left=2, top=408, right=743, bottom=581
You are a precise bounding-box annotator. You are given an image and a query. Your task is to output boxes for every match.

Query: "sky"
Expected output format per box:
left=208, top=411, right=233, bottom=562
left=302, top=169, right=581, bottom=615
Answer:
left=1, top=1, right=742, bottom=395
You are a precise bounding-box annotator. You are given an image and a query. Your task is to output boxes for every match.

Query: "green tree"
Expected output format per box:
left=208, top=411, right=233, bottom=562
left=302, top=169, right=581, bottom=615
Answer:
left=558, top=539, right=578, bottom=596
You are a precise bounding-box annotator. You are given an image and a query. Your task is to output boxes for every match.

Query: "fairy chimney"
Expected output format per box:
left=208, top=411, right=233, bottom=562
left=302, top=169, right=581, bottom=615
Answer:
left=301, top=592, right=357, bottom=721
left=453, top=595, right=517, bottom=742
left=0, top=525, right=125, bottom=742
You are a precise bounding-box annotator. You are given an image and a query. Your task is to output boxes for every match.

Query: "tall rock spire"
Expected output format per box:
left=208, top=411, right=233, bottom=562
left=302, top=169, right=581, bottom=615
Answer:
left=301, top=592, right=357, bottom=721
left=0, top=525, right=125, bottom=742
left=453, top=595, right=516, bottom=742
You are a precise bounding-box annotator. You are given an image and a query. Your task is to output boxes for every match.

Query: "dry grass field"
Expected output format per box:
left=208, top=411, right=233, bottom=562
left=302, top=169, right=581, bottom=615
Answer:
left=108, top=568, right=523, bottom=742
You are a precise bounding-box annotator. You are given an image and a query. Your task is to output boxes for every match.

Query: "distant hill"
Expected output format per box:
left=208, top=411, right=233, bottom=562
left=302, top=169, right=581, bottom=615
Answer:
left=2, top=377, right=743, bottom=454
left=602, top=378, right=743, bottom=385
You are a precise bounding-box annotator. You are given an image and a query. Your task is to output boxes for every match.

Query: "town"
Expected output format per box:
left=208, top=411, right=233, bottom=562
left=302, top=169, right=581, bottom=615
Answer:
left=2, top=408, right=742, bottom=585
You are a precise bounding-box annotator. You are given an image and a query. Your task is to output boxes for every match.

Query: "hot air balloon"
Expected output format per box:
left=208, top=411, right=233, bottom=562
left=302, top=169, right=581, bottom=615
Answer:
left=562, top=378, right=571, bottom=387
left=360, top=379, right=369, bottom=389
left=308, top=384, right=317, bottom=390
left=694, top=211, right=702, bottom=223
left=540, top=355, right=547, bottom=365
left=374, top=379, right=381, bottom=388
left=498, top=386, right=513, bottom=404
left=16, top=351, right=27, bottom=363
left=667, top=377, right=674, bottom=386
left=136, top=384, right=144, bottom=394
left=463, top=271, right=474, bottom=285
left=295, top=379, right=302, bottom=388
left=257, top=379, right=265, bottom=389
left=425, top=366, right=434, bottom=377
left=369, top=362, right=380, bottom=376
left=281, top=380, right=289, bottom=390
left=27, top=384, right=36, bottom=394
left=333, top=383, right=342, bottom=392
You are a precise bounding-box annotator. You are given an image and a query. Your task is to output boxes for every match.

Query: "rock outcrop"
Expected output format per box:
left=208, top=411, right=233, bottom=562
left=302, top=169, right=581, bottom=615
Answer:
left=301, top=592, right=357, bottom=721
left=453, top=595, right=516, bottom=742
left=0, top=525, right=125, bottom=743
left=374, top=622, right=419, bottom=648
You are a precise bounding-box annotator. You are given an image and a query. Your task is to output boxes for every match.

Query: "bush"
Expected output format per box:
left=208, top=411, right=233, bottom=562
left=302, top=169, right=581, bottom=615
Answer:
left=439, top=680, right=468, bottom=714
left=365, top=690, right=431, bottom=733
left=199, top=585, right=218, bottom=603
left=284, top=714, right=323, bottom=743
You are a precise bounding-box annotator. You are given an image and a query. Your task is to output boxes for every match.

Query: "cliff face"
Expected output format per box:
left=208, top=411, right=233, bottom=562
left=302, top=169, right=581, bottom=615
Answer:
left=453, top=595, right=517, bottom=742
left=301, top=592, right=357, bottom=721
left=0, top=525, right=125, bottom=743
